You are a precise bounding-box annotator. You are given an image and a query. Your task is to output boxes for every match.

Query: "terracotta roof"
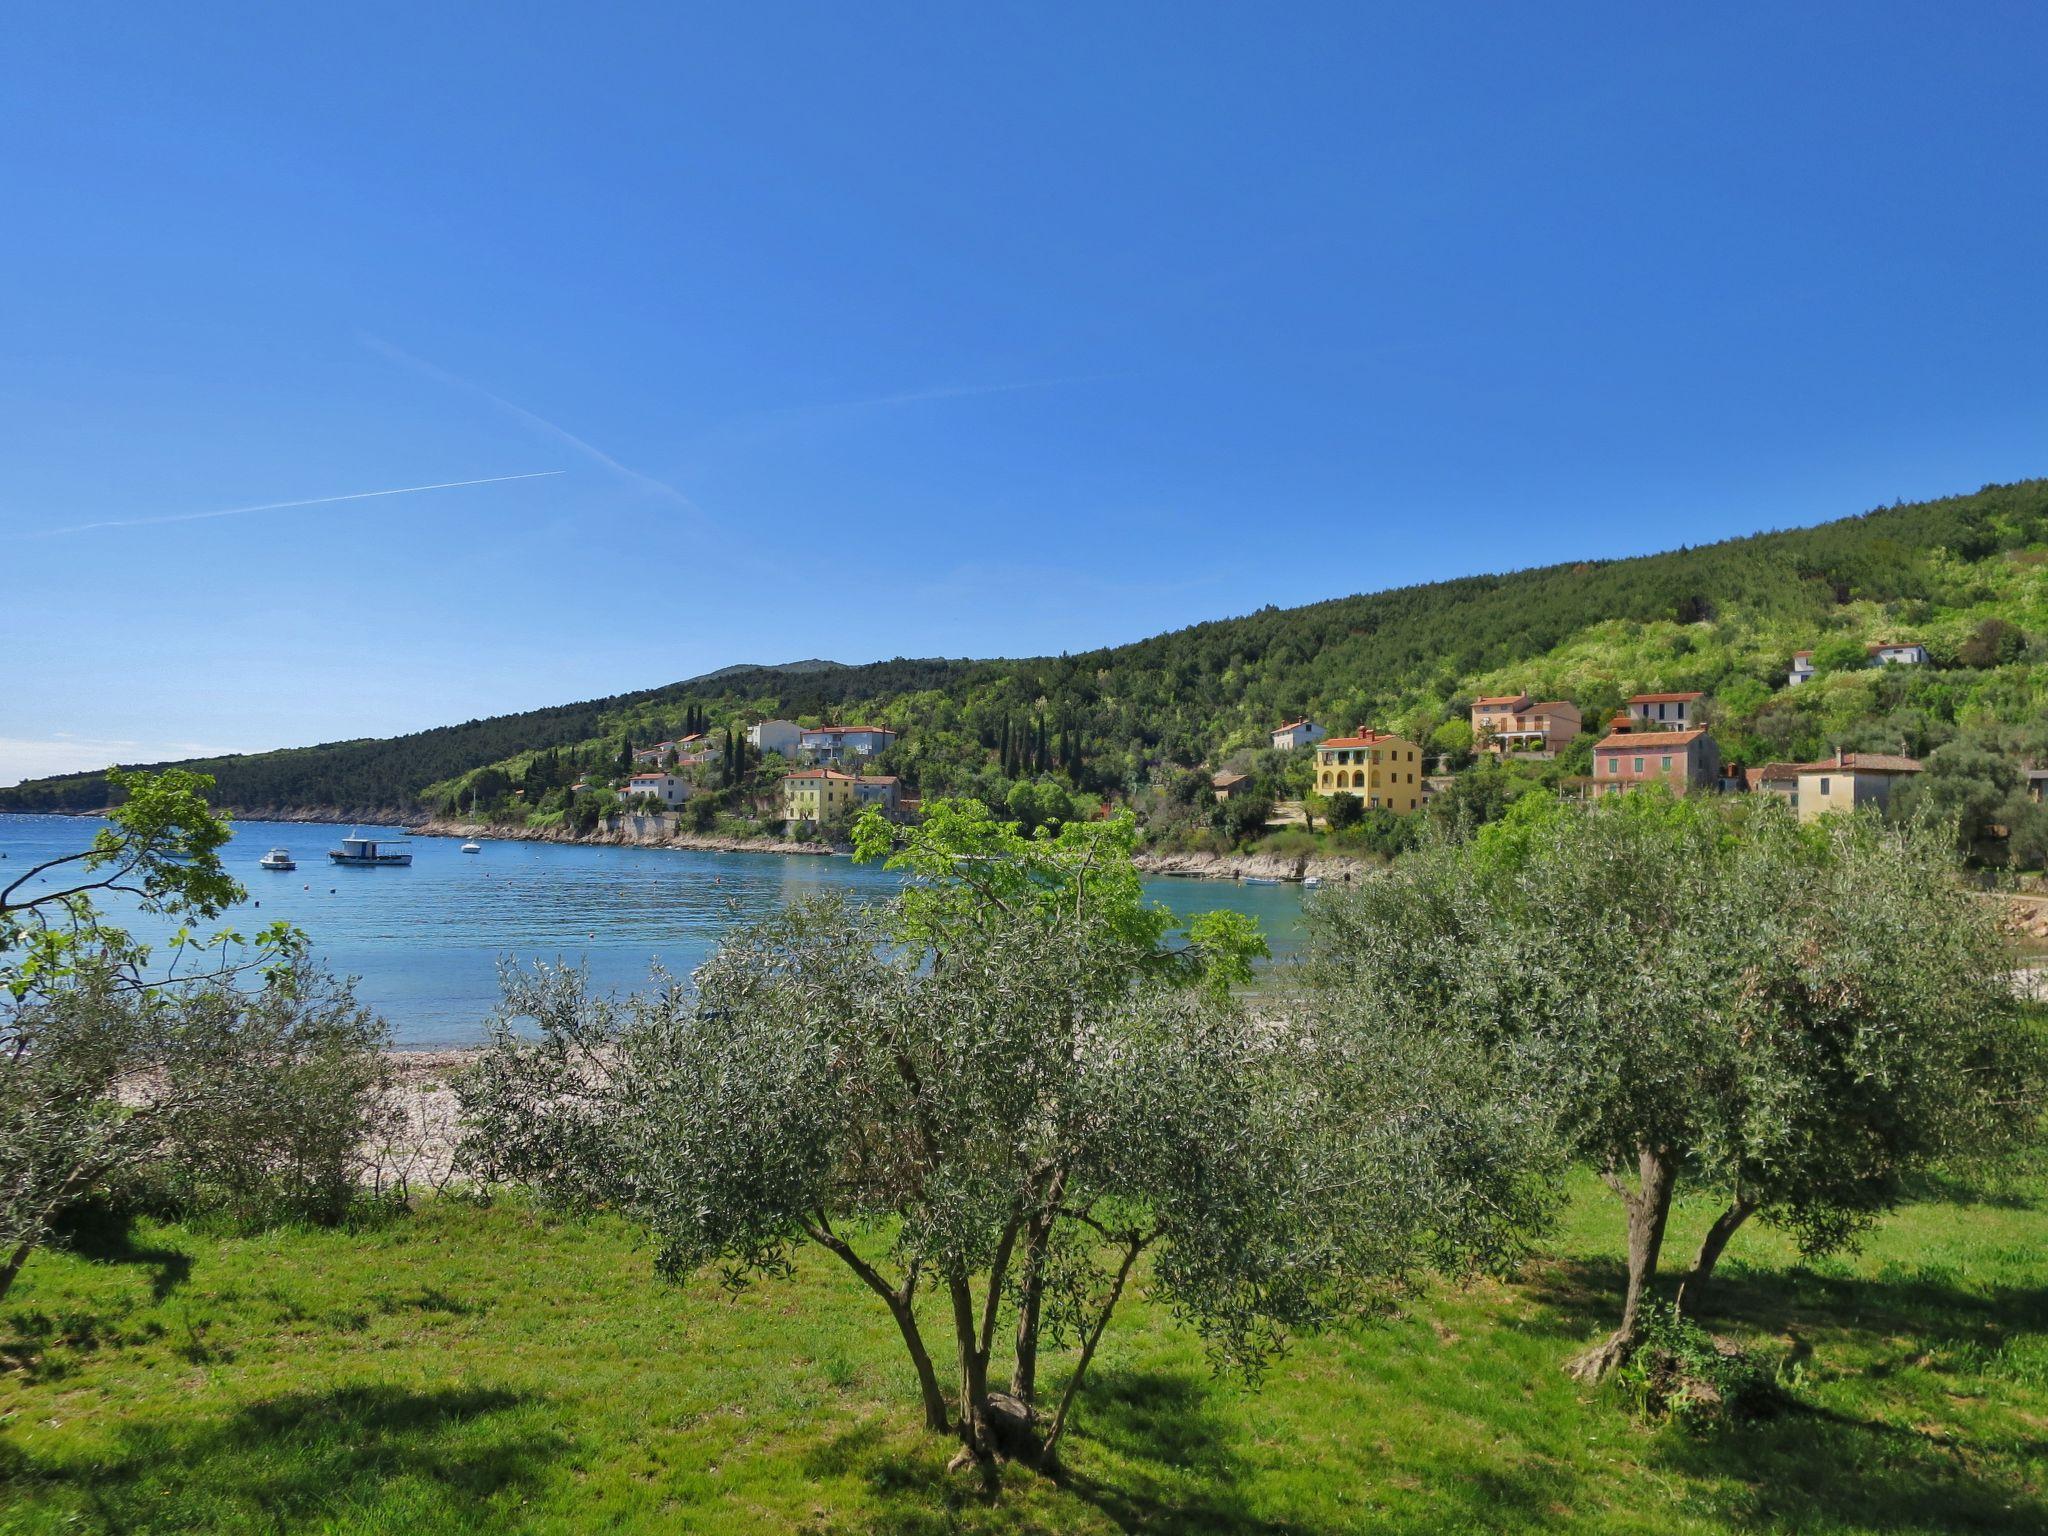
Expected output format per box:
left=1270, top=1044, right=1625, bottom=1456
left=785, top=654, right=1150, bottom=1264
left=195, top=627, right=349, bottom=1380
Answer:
left=1629, top=692, right=1704, bottom=704
left=1594, top=729, right=1709, bottom=751
left=1272, top=719, right=1316, bottom=732
left=1471, top=694, right=1529, bottom=708
left=1211, top=771, right=1249, bottom=787
left=1746, top=763, right=1803, bottom=787
left=1866, top=641, right=1924, bottom=654
left=1793, top=650, right=1813, bottom=659
left=1809, top=753, right=1921, bottom=775
left=785, top=768, right=859, bottom=782
left=1321, top=729, right=1408, bottom=749
left=854, top=775, right=900, bottom=786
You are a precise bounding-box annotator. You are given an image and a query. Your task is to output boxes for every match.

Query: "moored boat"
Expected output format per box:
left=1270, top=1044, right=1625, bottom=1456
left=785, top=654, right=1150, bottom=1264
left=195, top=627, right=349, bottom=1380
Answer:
left=258, top=847, right=296, bottom=871
left=461, top=840, right=482, bottom=853
left=329, top=834, right=413, bottom=868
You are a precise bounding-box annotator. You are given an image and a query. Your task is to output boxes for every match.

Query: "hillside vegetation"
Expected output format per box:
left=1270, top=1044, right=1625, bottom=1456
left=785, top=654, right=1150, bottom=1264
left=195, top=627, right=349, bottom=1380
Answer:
left=6, top=479, right=2047, bottom=823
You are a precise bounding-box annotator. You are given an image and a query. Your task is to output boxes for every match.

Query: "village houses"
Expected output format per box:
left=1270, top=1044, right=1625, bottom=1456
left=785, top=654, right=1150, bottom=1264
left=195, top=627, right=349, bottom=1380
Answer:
left=799, top=725, right=898, bottom=764
left=1270, top=719, right=1326, bottom=751
left=1590, top=719, right=1721, bottom=797
left=780, top=768, right=902, bottom=824
left=1745, top=751, right=1922, bottom=820
left=1469, top=695, right=1581, bottom=756
left=1314, top=729, right=1424, bottom=813
left=1788, top=650, right=1816, bottom=685
left=1869, top=640, right=1930, bottom=666
left=1627, top=691, right=1704, bottom=729
left=747, top=719, right=804, bottom=757
left=622, top=772, right=693, bottom=808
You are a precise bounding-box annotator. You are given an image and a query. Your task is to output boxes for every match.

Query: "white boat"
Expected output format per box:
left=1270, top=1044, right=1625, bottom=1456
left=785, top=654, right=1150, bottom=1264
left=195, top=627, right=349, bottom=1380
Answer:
left=1301, top=875, right=1321, bottom=888
left=329, top=834, right=413, bottom=868
left=1242, top=875, right=1281, bottom=886
left=258, top=847, right=296, bottom=871
left=461, top=840, right=482, bottom=853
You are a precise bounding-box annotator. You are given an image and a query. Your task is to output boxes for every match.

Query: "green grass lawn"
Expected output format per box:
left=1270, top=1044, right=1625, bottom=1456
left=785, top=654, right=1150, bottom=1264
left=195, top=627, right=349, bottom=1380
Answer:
left=2, top=1170, right=2044, bottom=1535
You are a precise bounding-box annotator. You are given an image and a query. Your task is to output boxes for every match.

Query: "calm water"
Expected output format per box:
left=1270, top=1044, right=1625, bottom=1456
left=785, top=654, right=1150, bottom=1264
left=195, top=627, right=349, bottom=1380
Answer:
left=0, top=815, right=1305, bottom=1047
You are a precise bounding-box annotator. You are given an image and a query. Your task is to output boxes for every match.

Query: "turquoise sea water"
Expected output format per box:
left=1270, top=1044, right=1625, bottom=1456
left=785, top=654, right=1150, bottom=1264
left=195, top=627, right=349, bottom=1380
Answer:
left=0, top=815, right=1305, bottom=1048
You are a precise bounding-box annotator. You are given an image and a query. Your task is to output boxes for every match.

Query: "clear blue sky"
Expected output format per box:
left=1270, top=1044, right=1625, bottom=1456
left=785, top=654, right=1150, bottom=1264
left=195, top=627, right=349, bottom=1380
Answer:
left=6, top=5, right=2046, bottom=785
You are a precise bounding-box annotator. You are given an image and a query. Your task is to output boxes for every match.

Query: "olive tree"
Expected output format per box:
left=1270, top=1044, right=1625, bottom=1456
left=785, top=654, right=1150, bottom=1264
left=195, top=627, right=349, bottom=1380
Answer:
left=1306, top=790, right=2044, bottom=1380
left=461, top=799, right=1549, bottom=1480
left=2, top=771, right=393, bottom=1303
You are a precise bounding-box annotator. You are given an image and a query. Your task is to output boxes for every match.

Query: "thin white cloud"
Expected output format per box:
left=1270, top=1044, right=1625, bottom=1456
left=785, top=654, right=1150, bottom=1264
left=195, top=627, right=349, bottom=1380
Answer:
left=361, top=334, right=699, bottom=513
left=18, top=471, right=564, bottom=539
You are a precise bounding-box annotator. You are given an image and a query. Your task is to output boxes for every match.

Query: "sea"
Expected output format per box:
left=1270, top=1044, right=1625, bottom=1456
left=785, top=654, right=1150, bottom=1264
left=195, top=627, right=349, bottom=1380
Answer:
left=0, top=815, right=1307, bottom=1048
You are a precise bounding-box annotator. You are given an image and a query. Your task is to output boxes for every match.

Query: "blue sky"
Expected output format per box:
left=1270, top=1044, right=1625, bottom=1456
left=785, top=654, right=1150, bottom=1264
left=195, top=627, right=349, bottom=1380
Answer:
left=6, top=5, right=2046, bottom=785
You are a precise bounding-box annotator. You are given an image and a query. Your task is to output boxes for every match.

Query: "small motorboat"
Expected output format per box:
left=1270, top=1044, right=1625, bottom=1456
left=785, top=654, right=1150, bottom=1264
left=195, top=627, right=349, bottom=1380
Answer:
left=1242, top=875, right=1281, bottom=886
left=1302, top=875, right=1322, bottom=888
left=329, top=834, right=413, bottom=868
left=461, top=839, right=482, bottom=853
left=259, top=847, right=296, bottom=871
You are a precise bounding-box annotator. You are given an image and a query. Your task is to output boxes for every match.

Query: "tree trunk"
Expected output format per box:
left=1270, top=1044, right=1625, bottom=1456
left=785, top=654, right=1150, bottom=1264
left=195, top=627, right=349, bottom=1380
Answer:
left=1675, top=1192, right=1757, bottom=1317
left=0, top=1238, right=35, bottom=1308
left=1568, top=1144, right=1675, bottom=1381
left=1010, top=1210, right=1054, bottom=1405
left=945, top=1269, right=998, bottom=1486
left=886, top=1293, right=951, bottom=1433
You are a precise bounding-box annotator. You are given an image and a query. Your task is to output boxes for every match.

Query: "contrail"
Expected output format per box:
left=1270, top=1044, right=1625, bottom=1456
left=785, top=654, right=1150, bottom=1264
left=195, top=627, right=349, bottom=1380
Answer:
left=361, top=333, right=699, bottom=513
left=19, top=470, right=563, bottom=538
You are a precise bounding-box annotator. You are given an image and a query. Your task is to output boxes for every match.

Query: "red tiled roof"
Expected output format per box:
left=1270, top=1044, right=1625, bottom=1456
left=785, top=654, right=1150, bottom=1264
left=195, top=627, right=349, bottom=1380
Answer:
left=1812, top=752, right=1921, bottom=774
left=785, top=768, right=859, bottom=782
left=1272, top=719, right=1315, bottom=732
left=1321, top=729, right=1408, bottom=749
left=1629, top=692, right=1704, bottom=704
left=1594, top=729, right=1708, bottom=751
left=1211, top=771, right=1249, bottom=787
left=1471, top=694, right=1529, bottom=708
left=1793, top=650, right=1813, bottom=659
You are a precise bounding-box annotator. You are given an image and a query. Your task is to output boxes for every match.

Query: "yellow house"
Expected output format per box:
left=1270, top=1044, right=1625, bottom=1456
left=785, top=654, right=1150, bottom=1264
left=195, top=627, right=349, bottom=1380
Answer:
left=781, top=767, right=859, bottom=824
left=1314, top=729, right=1425, bottom=814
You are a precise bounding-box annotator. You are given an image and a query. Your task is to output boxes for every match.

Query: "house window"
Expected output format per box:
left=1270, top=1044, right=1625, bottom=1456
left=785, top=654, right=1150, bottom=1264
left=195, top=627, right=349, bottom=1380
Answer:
left=1661, top=756, right=1672, bottom=771
left=1819, top=777, right=1831, bottom=795
left=1633, top=757, right=1644, bottom=774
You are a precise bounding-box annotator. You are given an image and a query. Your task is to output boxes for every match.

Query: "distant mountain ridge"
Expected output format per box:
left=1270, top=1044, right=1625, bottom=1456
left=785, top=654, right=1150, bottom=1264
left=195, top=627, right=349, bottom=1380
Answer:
left=6, top=477, right=2046, bottom=816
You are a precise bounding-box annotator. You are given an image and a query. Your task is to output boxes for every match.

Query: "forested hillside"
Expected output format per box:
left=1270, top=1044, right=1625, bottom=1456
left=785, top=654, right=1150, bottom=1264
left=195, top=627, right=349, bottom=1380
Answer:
left=8, top=479, right=2047, bottom=819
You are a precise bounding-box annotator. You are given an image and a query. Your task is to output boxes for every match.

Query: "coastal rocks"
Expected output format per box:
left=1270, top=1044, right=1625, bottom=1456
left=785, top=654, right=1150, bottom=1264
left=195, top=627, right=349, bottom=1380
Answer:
left=1131, top=848, right=1377, bottom=885
left=411, top=816, right=836, bottom=857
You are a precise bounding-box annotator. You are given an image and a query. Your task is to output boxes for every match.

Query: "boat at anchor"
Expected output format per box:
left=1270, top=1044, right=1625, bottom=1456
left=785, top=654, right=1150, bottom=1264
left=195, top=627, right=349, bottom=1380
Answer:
left=329, top=834, right=413, bottom=868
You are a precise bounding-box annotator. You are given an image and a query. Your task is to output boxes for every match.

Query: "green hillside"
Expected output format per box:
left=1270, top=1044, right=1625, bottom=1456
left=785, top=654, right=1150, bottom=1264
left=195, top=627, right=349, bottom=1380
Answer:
left=7, top=479, right=2048, bottom=823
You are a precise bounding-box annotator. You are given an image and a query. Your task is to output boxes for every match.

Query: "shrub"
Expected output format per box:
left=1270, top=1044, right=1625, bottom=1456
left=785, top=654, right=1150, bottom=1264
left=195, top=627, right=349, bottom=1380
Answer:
left=1616, top=1304, right=1783, bottom=1431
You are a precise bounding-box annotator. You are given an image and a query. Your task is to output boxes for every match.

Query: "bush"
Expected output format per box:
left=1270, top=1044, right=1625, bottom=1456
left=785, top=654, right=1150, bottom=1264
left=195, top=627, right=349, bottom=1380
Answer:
left=145, top=966, right=396, bottom=1225
left=1325, top=792, right=1364, bottom=830
left=1615, top=1304, right=1784, bottom=1431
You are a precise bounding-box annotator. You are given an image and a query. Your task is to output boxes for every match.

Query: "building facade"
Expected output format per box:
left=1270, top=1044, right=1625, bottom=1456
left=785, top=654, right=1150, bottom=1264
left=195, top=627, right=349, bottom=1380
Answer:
left=1868, top=641, right=1929, bottom=666
left=781, top=768, right=859, bottom=824
left=1470, top=695, right=1582, bottom=755
left=747, top=719, right=804, bottom=757
left=622, top=773, right=693, bottom=807
left=1627, top=692, right=1704, bottom=729
left=1314, top=729, right=1425, bottom=813
left=1791, top=752, right=1921, bottom=820
left=799, top=725, right=898, bottom=764
left=1590, top=727, right=1721, bottom=796
left=1788, top=651, right=1816, bottom=685
left=1270, top=719, right=1326, bottom=751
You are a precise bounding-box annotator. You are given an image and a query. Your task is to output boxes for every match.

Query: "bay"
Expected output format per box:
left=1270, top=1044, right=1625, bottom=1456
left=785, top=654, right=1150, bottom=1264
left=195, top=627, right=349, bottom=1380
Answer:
left=0, top=815, right=1306, bottom=1048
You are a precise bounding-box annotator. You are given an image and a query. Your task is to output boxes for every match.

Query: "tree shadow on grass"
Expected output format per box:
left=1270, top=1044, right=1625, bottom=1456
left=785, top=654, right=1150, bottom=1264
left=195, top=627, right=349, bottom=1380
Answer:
left=1516, top=1257, right=2048, bottom=1532
left=0, top=1383, right=562, bottom=1534
left=55, top=1200, right=194, bottom=1301
left=1056, top=1367, right=1579, bottom=1536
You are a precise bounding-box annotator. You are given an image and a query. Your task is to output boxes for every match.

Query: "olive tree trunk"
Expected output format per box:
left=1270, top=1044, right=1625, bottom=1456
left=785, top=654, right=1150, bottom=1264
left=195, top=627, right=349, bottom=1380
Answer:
left=1568, top=1143, right=1675, bottom=1381
left=1674, top=1191, right=1758, bottom=1317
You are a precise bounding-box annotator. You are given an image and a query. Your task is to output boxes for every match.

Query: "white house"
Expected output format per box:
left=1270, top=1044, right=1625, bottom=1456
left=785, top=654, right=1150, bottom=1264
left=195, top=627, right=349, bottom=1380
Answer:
left=1788, top=651, right=1816, bottom=686
left=1868, top=641, right=1929, bottom=667
left=1270, top=719, right=1326, bottom=751
left=747, top=719, right=804, bottom=757
left=800, top=725, right=898, bottom=764
left=622, top=772, right=693, bottom=807
left=1627, top=692, right=1704, bottom=729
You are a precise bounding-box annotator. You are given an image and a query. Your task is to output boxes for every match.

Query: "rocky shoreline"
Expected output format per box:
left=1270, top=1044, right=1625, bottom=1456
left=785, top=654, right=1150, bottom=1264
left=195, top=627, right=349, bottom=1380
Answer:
left=410, top=815, right=837, bottom=857
left=1132, top=847, right=1375, bottom=885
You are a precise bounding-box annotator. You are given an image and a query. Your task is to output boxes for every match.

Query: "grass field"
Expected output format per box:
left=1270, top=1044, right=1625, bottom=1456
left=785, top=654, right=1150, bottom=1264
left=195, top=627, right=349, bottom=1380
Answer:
left=2, top=1170, right=2044, bottom=1534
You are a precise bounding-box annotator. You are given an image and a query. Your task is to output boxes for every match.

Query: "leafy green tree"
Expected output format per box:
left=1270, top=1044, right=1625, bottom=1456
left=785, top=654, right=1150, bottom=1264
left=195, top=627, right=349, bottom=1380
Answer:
left=1324, top=791, right=1364, bottom=830
left=1811, top=635, right=1868, bottom=674
left=462, top=799, right=1542, bottom=1482
left=2, top=772, right=392, bottom=1303
left=1306, top=791, right=2042, bottom=1378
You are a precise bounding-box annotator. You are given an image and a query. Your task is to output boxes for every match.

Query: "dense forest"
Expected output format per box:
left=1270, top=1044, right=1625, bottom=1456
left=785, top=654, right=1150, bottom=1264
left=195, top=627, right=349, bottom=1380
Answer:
left=8, top=479, right=2047, bottom=836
